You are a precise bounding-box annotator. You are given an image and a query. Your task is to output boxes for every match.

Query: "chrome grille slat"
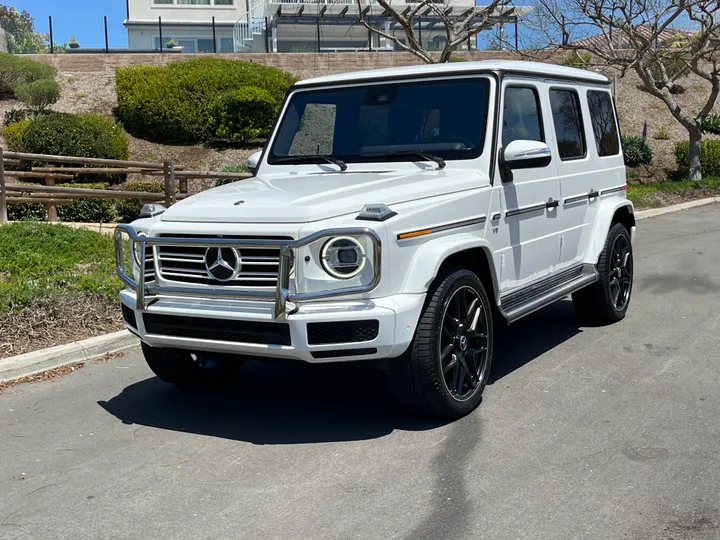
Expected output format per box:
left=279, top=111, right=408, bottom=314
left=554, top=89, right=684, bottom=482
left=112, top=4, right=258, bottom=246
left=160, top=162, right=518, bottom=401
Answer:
left=154, top=234, right=292, bottom=289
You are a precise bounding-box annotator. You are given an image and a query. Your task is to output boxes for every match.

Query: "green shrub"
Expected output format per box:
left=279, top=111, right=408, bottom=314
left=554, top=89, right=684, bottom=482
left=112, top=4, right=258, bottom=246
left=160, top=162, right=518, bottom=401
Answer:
left=701, top=114, right=720, bottom=135
left=57, top=183, right=118, bottom=223
left=6, top=113, right=129, bottom=183
left=565, top=52, right=592, bottom=69
left=4, top=108, right=36, bottom=126
left=215, top=163, right=250, bottom=187
left=3, top=118, right=31, bottom=149
left=6, top=201, right=47, bottom=221
left=0, top=222, right=121, bottom=314
left=116, top=181, right=166, bottom=223
left=15, top=79, right=60, bottom=112
left=115, top=58, right=296, bottom=144
left=7, top=182, right=118, bottom=223
left=622, top=135, right=653, bottom=167
left=209, top=87, right=276, bottom=144
left=0, top=53, right=56, bottom=97
left=675, top=139, right=720, bottom=177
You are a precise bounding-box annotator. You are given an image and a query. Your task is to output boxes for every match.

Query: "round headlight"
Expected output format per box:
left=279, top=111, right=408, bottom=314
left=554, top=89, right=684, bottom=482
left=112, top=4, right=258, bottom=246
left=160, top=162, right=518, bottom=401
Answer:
left=132, top=232, right=148, bottom=267
left=321, top=236, right=367, bottom=279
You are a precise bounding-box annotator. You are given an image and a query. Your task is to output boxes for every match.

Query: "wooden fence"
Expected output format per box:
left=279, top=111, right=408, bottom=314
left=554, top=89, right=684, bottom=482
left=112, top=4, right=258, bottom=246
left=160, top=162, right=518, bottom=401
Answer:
left=0, top=149, right=253, bottom=225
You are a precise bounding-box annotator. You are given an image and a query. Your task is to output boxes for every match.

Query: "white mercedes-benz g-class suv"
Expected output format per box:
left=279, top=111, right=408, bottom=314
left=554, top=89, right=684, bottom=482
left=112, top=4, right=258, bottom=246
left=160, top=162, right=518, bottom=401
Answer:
left=115, top=60, right=635, bottom=419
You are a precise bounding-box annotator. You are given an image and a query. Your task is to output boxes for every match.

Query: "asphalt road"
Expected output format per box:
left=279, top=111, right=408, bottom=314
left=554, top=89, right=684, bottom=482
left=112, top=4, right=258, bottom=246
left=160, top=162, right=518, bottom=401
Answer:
left=2, top=205, right=720, bottom=540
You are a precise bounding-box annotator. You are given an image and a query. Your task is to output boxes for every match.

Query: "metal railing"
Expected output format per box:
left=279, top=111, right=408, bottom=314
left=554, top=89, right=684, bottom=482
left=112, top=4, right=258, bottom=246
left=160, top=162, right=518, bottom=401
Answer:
left=115, top=224, right=383, bottom=320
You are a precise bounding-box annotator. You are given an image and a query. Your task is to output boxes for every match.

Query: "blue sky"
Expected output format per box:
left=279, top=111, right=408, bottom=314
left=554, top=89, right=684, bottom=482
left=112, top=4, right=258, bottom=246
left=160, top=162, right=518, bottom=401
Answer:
left=11, top=0, right=129, bottom=48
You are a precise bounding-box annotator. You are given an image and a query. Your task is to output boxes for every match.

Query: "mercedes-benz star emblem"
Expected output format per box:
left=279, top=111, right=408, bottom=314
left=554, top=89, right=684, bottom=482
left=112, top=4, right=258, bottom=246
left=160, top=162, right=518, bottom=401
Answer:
left=204, top=247, right=241, bottom=282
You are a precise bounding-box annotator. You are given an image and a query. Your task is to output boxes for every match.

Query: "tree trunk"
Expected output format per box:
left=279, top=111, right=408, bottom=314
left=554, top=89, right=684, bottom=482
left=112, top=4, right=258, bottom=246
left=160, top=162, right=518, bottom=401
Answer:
left=688, top=127, right=702, bottom=181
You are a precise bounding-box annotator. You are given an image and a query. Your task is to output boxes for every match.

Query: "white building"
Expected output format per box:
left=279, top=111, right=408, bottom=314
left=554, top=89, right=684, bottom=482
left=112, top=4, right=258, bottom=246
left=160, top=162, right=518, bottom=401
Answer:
left=125, top=0, right=520, bottom=53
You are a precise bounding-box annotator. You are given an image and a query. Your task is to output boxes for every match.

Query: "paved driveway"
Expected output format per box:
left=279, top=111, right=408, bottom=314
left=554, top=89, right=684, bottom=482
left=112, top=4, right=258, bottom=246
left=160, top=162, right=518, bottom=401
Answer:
left=2, top=205, right=720, bottom=540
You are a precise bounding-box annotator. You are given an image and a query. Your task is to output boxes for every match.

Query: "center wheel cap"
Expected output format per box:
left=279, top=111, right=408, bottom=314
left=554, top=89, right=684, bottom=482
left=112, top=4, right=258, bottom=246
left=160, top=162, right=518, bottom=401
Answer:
left=459, top=335, right=468, bottom=351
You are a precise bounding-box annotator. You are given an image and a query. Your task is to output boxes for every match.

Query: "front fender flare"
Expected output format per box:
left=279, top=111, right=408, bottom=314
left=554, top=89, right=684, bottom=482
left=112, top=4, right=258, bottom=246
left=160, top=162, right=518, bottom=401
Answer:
left=401, top=233, right=499, bottom=300
left=586, top=198, right=635, bottom=264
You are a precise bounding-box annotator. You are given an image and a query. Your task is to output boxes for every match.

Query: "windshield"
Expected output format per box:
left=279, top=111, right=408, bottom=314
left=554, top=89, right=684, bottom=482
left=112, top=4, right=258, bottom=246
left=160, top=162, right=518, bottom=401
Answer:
left=268, top=77, right=491, bottom=165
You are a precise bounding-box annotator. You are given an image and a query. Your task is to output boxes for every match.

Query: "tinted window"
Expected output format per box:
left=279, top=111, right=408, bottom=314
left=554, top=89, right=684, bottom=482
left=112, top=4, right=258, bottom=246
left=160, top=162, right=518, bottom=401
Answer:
left=587, top=90, right=620, bottom=156
left=549, top=89, right=585, bottom=160
left=270, top=78, right=490, bottom=164
left=502, top=87, right=543, bottom=147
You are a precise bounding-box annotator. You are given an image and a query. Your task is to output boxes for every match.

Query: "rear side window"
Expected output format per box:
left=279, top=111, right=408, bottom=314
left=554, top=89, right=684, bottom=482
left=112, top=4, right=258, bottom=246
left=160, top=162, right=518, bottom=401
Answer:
left=502, top=86, right=544, bottom=147
left=587, top=90, right=620, bottom=156
left=549, top=89, right=585, bottom=160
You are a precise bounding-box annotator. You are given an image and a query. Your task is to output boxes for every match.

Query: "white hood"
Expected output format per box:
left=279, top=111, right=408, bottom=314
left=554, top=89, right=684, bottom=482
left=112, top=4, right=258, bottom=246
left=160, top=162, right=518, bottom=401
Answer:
left=161, top=168, right=489, bottom=223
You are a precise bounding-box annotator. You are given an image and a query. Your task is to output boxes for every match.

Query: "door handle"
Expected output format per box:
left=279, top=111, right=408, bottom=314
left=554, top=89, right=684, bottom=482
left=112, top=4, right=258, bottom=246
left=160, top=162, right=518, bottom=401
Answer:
left=546, top=199, right=559, bottom=209
left=588, top=189, right=599, bottom=199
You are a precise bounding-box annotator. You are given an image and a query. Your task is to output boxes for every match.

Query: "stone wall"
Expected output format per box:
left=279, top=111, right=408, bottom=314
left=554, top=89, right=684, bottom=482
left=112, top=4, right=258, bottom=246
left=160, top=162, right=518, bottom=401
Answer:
left=23, top=51, right=533, bottom=79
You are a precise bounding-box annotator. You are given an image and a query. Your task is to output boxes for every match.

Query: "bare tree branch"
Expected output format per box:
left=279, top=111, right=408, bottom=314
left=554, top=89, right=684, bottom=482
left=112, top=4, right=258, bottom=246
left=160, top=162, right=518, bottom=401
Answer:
left=526, top=0, right=720, bottom=180
left=358, top=0, right=512, bottom=64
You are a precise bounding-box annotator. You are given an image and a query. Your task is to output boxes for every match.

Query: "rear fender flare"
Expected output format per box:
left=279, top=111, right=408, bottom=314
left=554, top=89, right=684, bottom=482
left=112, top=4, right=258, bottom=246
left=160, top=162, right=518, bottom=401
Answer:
left=586, top=198, right=635, bottom=264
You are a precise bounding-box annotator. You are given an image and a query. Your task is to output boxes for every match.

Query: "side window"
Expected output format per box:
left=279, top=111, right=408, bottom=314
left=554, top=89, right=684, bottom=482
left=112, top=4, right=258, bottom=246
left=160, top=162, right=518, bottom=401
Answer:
left=502, top=86, right=544, bottom=147
left=587, top=90, right=620, bottom=156
left=549, top=89, right=585, bottom=160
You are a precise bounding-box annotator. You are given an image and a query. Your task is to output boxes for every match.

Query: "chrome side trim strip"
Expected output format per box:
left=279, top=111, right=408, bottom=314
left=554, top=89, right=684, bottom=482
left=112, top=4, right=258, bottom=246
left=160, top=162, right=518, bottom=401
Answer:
left=396, top=216, right=486, bottom=240
left=115, top=225, right=382, bottom=321
left=601, top=186, right=627, bottom=195
left=505, top=203, right=546, bottom=218
left=491, top=212, right=502, bottom=221
left=564, top=194, right=589, bottom=205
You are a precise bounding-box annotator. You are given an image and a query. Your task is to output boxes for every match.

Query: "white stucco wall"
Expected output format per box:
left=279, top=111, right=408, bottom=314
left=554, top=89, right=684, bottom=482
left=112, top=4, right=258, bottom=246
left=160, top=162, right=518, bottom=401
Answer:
left=128, top=0, right=244, bottom=23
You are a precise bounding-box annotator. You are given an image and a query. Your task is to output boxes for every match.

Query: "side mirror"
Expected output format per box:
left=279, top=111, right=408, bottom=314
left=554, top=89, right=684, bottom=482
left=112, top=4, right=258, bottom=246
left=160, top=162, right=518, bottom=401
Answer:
left=502, top=140, right=552, bottom=170
left=248, top=151, right=262, bottom=175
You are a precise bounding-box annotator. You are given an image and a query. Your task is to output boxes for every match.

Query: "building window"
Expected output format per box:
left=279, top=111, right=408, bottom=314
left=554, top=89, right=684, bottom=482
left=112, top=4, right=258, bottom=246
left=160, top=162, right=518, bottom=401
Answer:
left=549, top=89, right=585, bottom=160
left=177, top=0, right=211, bottom=4
left=198, top=38, right=215, bottom=52
left=220, top=37, right=234, bottom=52
left=587, top=90, right=620, bottom=157
left=215, top=0, right=233, bottom=4
left=154, top=0, right=173, bottom=4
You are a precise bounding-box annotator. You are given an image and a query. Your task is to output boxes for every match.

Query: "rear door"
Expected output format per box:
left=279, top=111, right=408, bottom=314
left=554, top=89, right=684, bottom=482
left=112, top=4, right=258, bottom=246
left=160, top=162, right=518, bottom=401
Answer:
left=554, top=85, right=624, bottom=266
left=487, top=78, right=562, bottom=293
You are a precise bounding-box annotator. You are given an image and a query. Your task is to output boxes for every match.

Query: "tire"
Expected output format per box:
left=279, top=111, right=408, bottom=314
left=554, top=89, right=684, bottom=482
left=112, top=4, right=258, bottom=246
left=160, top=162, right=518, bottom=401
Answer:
left=388, top=269, right=494, bottom=419
left=141, top=342, right=242, bottom=388
left=572, top=222, right=633, bottom=324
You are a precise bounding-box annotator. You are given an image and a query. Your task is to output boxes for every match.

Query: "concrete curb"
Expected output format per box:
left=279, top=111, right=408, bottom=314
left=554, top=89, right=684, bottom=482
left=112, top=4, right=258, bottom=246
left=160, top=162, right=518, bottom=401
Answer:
left=1, top=196, right=718, bottom=384
left=635, top=197, right=720, bottom=220
left=0, top=330, right=139, bottom=383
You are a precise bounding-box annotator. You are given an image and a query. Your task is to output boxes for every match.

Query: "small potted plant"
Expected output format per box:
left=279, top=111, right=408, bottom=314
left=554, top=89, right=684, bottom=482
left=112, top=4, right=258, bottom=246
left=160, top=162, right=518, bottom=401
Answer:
left=68, top=35, right=79, bottom=49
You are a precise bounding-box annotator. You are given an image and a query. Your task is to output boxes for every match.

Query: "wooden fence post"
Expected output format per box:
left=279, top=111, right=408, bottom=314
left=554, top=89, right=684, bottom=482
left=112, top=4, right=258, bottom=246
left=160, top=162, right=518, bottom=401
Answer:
left=0, top=148, right=7, bottom=225
left=45, top=175, right=58, bottom=222
left=163, top=160, right=177, bottom=206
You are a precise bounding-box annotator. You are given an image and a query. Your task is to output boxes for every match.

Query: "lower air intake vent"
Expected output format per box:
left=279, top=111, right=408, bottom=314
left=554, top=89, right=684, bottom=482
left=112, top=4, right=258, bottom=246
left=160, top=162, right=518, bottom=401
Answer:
left=143, top=314, right=291, bottom=346
left=307, top=320, right=380, bottom=345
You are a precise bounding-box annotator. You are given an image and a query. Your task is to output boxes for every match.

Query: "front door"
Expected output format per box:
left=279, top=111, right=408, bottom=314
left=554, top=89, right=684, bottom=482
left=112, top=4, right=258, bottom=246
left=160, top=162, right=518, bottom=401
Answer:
left=486, top=79, right=561, bottom=294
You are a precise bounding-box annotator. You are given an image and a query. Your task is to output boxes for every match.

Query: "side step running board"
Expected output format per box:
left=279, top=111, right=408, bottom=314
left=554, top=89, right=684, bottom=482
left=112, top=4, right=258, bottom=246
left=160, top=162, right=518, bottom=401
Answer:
left=500, top=266, right=597, bottom=323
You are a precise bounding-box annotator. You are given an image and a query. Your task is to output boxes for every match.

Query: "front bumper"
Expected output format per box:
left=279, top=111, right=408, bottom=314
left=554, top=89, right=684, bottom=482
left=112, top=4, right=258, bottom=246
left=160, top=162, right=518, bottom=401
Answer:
left=120, top=290, right=425, bottom=363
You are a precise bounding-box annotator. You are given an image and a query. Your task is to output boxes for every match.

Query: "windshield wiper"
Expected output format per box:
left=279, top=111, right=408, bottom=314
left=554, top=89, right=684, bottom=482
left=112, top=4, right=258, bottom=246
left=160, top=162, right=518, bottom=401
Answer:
left=365, top=151, right=446, bottom=170
left=274, top=155, right=347, bottom=171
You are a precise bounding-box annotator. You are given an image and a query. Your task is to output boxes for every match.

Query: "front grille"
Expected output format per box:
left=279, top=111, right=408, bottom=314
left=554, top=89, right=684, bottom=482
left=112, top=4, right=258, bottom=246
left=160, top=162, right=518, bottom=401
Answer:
left=142, top=245, right=154, bottom=283
left=143, top=313, right=292, bottom=346
left=155, top=234, right=292, bottom=289
left=307, top=320, right=380, bottom=345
